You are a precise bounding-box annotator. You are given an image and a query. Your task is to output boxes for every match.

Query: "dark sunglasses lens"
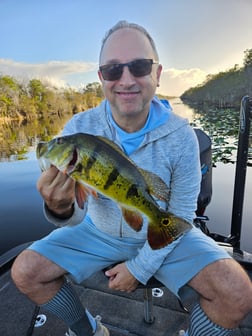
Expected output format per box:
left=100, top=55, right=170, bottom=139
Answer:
left=100, top=64, right=122, bottom=81
left=129, top=59, right=153, bottom=77
left=100, top=59, right=154, bottom=81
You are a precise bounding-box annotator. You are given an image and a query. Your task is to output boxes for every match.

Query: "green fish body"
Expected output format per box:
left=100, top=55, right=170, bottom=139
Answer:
left=36, top=133, right=192, bottom=249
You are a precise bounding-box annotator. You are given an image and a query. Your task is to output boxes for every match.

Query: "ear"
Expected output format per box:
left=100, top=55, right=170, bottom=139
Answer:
left=98, top=70, right=103, bottom=82
left=156, top=64, right=162, bottom=85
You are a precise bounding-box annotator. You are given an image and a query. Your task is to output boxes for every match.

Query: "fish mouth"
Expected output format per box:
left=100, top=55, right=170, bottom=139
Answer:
left=66, top=147, right=78, bottom=173
left=36, top=142, right=51, bottom=171
left=36, top=142, right=47, bottom=158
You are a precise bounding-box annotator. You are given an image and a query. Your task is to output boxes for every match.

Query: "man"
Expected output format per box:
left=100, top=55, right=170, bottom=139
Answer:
left=11, top=21, right=252, bottom=336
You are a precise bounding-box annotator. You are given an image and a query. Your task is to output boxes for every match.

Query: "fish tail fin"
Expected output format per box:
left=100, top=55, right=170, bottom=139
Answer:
left=147, top=212, right=192, bottom=249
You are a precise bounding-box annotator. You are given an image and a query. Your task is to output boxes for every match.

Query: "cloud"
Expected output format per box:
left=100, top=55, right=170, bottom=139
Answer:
left=157, top=67, right=207, bottom=97
left=0, top=59, right=208, bottom=96
left=0, top=58, right=97, bottom=88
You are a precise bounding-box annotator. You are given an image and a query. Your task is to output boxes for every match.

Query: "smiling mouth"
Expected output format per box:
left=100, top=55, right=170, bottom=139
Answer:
left=116, top=92, right=140, bottom=98
left=117, top=90, right=139, bottom=94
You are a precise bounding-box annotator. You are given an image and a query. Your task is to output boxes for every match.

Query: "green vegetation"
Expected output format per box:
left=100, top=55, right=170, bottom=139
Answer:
left=0, top=78, right=104, bottom=160
left=190, top=106, right=240, bottom=165
left=0, top=77, right=104, bottom=121
left=181, top=49, right=252, bottom=108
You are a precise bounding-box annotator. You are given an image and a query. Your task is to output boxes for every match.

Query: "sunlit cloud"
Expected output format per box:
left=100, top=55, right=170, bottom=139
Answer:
left=0, top=59, right=208, bottom=96
left=0, top=58, right=97, bottom=88
left=157, top=67, right=207, bottom=97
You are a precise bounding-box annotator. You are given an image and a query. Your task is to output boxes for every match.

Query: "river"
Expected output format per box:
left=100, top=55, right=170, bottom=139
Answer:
left=170, top=98, right=252, bottom=254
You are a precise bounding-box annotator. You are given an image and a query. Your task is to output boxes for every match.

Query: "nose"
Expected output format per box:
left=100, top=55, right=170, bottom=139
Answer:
left=118, top=65, right=136, bottom=84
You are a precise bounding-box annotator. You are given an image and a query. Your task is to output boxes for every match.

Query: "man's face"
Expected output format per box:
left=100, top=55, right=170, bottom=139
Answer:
left=98, top=28, right=162, bottom=122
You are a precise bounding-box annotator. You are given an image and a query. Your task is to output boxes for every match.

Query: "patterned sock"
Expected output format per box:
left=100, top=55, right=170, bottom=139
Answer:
left=41, top=279, right=96, bottom=335
left=188, top=303, right=233, bottom=335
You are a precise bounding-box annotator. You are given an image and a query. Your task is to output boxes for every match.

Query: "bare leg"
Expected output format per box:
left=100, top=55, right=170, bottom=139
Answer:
left=11, top=249, right=66, bottom=304
left=188, top=258, right=252, bottom=329
left=11, top=249, right=96, bottom=335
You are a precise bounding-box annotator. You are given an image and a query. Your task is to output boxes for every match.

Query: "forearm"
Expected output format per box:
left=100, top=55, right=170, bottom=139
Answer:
left=126, top=235, right=184, bottom=284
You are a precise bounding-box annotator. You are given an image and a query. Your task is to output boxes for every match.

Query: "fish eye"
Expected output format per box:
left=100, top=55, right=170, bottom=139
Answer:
left=162, top=218, right=170, bottom=226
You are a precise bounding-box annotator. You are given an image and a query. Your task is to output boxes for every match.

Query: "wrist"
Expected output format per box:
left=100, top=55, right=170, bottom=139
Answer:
left=45, top=203, right=74, bottom=219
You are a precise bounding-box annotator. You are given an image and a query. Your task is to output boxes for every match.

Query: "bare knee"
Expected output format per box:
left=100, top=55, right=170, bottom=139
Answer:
left=11, top=249, right=65, bottom=301
left=11, top=250, right=41, bottom=291
left=232, top=269, right=252, bottom=321
left=189, top=259, right=252, bottom=327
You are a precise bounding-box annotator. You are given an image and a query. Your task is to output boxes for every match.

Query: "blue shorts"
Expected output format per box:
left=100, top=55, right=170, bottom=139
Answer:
left=29, top=221, right=231, bottom=296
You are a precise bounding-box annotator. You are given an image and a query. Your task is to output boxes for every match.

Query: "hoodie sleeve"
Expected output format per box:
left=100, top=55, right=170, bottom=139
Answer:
left=43, top=200, right=87, bottom=227
left=125, top=236, right=184, bottom=284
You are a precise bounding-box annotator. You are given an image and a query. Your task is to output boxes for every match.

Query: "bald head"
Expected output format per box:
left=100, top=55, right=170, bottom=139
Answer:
left=99, top=20, right=159, bottom=64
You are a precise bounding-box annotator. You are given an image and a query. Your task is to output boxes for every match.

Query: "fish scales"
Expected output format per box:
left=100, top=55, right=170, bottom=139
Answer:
left=36, top=133, right=192, bottom=249
left=72, top=135, right=153, bottom=211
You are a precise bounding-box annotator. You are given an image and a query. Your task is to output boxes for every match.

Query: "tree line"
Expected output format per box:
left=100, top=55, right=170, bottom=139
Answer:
left=1, top=48, right=252, bottom=122
left=0, top=78, right=104, bottom=121
left=181, top=48, right=252, bottom=108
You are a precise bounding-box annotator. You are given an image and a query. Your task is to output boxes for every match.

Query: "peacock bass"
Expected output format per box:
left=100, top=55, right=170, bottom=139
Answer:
left=36, top=133, right=192, bottom=249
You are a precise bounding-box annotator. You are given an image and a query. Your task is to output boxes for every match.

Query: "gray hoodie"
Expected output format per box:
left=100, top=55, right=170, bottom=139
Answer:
left=44, top=97, right=201, bottom=284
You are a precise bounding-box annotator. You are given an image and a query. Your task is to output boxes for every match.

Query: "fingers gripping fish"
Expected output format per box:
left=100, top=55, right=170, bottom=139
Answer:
left=36, top=133, right=192, bottom=249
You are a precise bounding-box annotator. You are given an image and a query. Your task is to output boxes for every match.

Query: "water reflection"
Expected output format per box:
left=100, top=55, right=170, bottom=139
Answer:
left=1, top=98, right=251, bottom=165
left=0, top=112, right=72, bottom=161
left=205, top=162, right=252, bottom=255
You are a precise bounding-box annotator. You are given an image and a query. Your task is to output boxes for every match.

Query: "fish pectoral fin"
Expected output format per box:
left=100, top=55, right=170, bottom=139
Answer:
left=139, top=168, right=170, bottom=202
left=75, top=183, right=98, bottom=209
left=147, top=213, right=192, bottom=249
left=121, top=207, right=143, bottom=232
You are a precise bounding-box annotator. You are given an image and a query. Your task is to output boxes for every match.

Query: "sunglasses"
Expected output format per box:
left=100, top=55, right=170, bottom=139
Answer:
left=99, top=59, right=158, bottom=81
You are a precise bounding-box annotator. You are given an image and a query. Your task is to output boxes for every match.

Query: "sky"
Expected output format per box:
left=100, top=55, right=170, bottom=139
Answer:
left=1, top=0, right=252, bottom=96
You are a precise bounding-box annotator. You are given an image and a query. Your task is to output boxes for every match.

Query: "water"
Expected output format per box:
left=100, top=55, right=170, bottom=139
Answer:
left=0, top=98, right=251, bottom=254
left=206, top=162, right=252, bottom=254
left=170, top=98, right=252, bottom=253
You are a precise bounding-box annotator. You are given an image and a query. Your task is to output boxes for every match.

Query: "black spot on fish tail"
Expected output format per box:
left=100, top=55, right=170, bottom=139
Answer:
left=147, top=213, right=192, bottom=249
left=104, top=168, right=120, bottom=190
left=126, top=184, right=139, bottom=199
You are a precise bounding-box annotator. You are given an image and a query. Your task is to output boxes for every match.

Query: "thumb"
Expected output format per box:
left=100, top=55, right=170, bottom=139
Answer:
left=105, top=265, right=119, bottom=277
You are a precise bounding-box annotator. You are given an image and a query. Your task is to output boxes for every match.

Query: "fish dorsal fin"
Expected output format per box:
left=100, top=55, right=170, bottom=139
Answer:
left=139, top=169, right=170, bottom=202
left=96, top=136, right=139, bottom=166
left=121, top=207, right=143, bottom=232
left=97, top=136, right=125, bottom=153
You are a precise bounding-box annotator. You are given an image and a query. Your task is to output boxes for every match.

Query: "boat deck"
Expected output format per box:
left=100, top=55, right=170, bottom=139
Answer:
left=1, top=267, right=252, bottom=336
